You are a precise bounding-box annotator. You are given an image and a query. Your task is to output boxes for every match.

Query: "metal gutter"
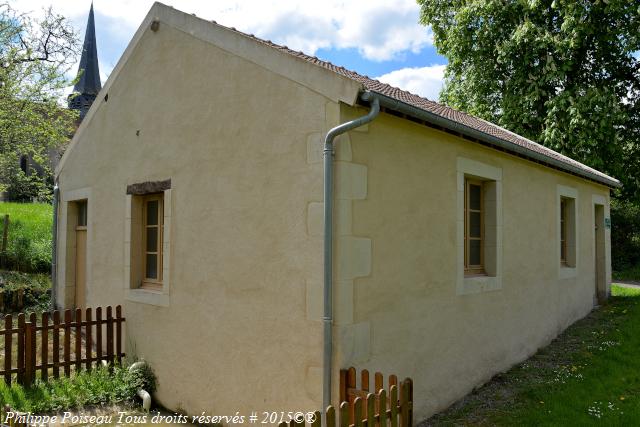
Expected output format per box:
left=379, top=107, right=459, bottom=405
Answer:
left=51, top=182, right=59, bottom=310
left=322, top=92, right=380, bottom=413
left=364, top=91, right=621, bottom=189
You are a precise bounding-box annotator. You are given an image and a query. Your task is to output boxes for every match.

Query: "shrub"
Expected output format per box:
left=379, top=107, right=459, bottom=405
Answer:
left=0, top=362, right=157, bottom=413
left=611, top=199, right=640, bottom=275
left=0, top=271, right=51, bottom=313
left=4, top=170, right=53, bottom=204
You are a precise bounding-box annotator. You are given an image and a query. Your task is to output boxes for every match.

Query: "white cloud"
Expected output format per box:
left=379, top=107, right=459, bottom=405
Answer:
left=12, top=0, right=432, bottom=62
left=375, top=65, right=446, bottom=101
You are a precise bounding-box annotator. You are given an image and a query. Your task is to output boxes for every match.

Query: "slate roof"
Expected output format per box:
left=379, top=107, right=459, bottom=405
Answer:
left=73, top=3, right=102, bottom=96
left=219, top=18, right=620, bottom=188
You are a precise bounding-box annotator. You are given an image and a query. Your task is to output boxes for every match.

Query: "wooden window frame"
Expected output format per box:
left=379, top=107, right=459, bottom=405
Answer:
left=464, top=178, right=485, bottom=275
left=141, top=193, right=163, bottom=291
left=560, top=198, right=568, bottom=266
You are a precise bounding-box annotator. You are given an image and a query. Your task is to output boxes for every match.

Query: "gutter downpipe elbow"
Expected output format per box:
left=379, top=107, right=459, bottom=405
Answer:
left=51, top=181, right=59, bottom=311
left=322, top=92, right=379, bottom=413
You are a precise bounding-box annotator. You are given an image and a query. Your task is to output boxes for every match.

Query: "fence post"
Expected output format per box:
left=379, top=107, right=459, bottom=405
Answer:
left=52, top=310, right=60, bottom=378
left=354, top=398, right=363, bottom=427
left=4, top=315, right=12, bottom=385
left=75, top=308, right=82, bottom=373
left=389, top=385, right=398, bottom=427
left=366, top=393, right=376, bottom=427
left=106, top=306, right=114, bottom=365
left=340, top=369, right=348, bottom=403
left=41, top=312, right=48, bottom=381
left=96, top=307, right=102, bottom=364
left=16, top=314, right=24, bottom=385
left=379, top=389, right=388, bottom=427
left=311, top=411, right=322, bottom=427
left=326, top=406, right=336, bottom=427
left=400, top=379, right=412, bottom=427
left=24, top=319, right=35, bottom=387
left=63, top=310, right=71, bottom=377
left=339, top=402, right=350, bottom=427
left=85, top=308, right=92, bottom=371
left=116, top=305, right=123, bottom=364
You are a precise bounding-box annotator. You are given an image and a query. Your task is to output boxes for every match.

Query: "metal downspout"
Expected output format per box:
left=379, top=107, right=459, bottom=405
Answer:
left=51, top=182, right=59, bottom=310
left=323, top=92, right=380, bottom=412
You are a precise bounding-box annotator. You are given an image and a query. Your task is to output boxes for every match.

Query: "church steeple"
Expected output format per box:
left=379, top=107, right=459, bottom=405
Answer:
left=68, top=3, right=101, bottom=119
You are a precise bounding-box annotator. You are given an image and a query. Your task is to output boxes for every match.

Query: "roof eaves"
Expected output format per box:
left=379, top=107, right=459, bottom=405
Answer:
left=363, top=91, right=621, bottom=189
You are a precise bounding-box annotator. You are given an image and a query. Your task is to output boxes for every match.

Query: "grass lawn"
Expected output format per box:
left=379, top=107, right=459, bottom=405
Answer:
left=423, top=284, right=640, bottom=426
left=0, top=202, right=52, bottom=273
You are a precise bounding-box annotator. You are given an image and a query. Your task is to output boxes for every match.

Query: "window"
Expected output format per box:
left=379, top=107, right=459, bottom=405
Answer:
left=456, top=158, right=502, bottom=295
left=560, top=198, right=568, bottom=266
left=124, top=181, right=171, bottom=306
left=557, top=186, right=577, bottom=273
left=464, top=179, right=484, bottom=275
left=557, top=186, right=578, bottom=274
left=141, top=194, right=163, bottom=290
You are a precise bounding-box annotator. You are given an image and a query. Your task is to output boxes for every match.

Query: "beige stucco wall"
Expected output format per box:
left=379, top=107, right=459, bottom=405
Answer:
left=55, top=5, right=363, bottom=417
left=334, top=106, right=612, bottom=420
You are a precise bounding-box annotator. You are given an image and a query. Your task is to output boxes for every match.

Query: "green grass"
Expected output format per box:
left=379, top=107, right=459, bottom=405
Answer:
left=424, top=285, right=640, bottom=426
left=0, top=202, right=52, bottom=273
left=0, top=363, right=155, bottom=413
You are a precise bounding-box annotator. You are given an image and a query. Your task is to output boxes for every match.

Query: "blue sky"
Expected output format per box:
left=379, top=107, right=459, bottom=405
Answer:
left=15, top=0, right=449, bottom=100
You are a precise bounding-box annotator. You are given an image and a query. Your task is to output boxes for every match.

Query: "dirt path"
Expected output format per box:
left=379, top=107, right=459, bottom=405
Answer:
left=612, top=280, right=640, bottom=288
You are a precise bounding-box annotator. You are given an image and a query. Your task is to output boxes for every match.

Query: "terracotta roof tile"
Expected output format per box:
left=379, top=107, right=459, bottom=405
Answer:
left=220, top=24, right=618, bottom=187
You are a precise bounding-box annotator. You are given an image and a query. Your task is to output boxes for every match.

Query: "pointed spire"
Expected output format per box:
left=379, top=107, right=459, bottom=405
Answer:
left=69, top=2, right=101, bottom=119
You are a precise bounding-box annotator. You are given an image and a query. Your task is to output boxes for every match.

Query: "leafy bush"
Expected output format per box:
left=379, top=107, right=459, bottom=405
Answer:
left=611, top=199, right=640, bottom=277
left=0, top=271, right=51, bottom=312
left=0, top=202, right=52, bottom=273
left=4, top=171, right=53, bottom=203
left=0, top=362, right=157, bottom=413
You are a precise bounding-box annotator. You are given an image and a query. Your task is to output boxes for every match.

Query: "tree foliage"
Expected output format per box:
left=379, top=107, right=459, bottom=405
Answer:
left=418, top=0, right=640, bottom=201
left=0, top=2, right=80, bottom=200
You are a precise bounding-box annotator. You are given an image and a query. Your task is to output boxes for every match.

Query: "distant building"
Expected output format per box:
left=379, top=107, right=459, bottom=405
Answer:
left=68, top=3, right=102, bottom=120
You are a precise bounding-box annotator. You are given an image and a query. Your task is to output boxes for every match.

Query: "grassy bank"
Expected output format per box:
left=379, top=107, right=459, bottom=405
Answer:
left=423, top=284, right=640, bottom=426
left=0, top=202, right=52, bottom=273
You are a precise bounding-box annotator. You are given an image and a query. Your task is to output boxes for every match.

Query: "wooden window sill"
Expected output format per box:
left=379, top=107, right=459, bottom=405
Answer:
left=459, top=275, right=502, bottom=295
left=126, top=288, right=169, bottom=307
left=464, top=272, right=487, bottom=278
left=140, top=282, right=163, bottom=292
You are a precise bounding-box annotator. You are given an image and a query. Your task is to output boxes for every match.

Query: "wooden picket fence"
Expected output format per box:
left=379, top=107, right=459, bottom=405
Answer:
left=279, top=367, right=413, bottom=427
left=0, top=305, right=125, bottom=387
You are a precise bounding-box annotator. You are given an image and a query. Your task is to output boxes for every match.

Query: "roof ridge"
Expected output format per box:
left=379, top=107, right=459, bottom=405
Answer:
left=195, top=12, right=618, bottom=186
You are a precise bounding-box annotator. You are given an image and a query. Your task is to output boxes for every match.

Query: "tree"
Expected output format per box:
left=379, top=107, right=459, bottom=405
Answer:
left=0, top=2, right=80, bottom=201
left=417, top=0, right=640, bottom=201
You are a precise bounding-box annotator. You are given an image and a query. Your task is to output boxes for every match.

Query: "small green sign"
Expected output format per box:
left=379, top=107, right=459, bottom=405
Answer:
left=605, top=218, right=611, bottom=229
